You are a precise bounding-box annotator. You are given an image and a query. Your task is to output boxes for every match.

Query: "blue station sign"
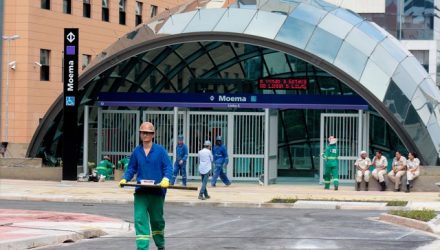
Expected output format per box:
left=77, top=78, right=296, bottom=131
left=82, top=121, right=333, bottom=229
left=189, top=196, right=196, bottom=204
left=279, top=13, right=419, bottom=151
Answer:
left=98, top=93, right=368, bottom=110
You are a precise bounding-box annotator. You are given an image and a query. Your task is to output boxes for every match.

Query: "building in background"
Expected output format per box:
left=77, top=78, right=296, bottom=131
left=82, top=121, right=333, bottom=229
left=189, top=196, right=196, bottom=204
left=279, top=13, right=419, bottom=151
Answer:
left=1, top=0, right=183, bottom=155
left=327, top=0, right=440, bottom=86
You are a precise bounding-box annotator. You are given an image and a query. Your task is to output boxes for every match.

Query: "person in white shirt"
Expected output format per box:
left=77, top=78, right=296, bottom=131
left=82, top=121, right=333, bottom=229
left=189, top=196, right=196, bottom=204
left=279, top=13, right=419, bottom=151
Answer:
left=198, top=140, right=213, bottom=200
left=388, top=151, right=407, bottom=192
left=371, top=151, right=388, bottom=191
left=355, top=151, right=372, bottom=191
left=405, top=152, right=420, bottom=193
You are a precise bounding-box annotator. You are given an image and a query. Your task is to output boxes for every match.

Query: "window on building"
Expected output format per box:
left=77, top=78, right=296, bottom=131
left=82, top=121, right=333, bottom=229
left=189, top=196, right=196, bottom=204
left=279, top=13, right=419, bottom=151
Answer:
left=102, top=0, right=110, bottom=22
left=40, top=49, right=50, bottom=81
left=437, top=49, right=440, bottom=87
left=63, top=0, right=71, bottom=14
left=119, top=0, right=126, bottom=25
left=410, top=50, right=430, bottom=72
left=82, top=54, right=92, bottom=70
left=136, top=1, right=143, bottom=26
left=83, top=0, right=91, bottom=18
left=41, top=0, right=50, bottom=10
left=150, top=5, right=158, bottom=18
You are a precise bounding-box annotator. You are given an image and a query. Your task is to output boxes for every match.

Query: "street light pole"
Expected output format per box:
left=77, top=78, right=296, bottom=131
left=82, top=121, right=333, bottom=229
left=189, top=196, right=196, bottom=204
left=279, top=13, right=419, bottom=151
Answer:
left=2, top=34, right=20, bottom=143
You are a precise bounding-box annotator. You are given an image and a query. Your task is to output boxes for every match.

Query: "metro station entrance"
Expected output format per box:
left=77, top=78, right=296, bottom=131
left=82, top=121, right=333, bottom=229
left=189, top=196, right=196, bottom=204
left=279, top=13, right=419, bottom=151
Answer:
left=90, top=92, right=369, bottom=185
left=96, top=108, right=278, bottom=184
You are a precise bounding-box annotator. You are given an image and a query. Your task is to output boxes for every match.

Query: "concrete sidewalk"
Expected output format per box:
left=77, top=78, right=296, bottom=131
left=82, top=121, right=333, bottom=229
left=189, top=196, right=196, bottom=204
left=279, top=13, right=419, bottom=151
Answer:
left=1, top=179, right=440, bottom=210
left=1, top=178, right=440, bottom=249
left=0, top=209, right=130, bottom=250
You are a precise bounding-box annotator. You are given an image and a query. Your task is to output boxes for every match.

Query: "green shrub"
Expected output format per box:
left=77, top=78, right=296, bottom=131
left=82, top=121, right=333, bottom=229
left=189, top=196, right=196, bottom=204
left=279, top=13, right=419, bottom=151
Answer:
left=386, top=200, right=408, bottom=206
left=389, top=209, right=437, bottom=222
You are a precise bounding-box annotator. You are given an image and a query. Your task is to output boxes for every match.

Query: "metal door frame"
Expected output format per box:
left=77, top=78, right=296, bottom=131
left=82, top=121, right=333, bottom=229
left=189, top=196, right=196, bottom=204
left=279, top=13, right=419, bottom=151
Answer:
left=95, top=108, right=270, bottom=183
left=142, top=110, right=186, bottom=161
left=97, top=109, right=140, bottom=165
left=185, top=110, right=266, bottom=181
left=319, top=111, right=365, bottom=184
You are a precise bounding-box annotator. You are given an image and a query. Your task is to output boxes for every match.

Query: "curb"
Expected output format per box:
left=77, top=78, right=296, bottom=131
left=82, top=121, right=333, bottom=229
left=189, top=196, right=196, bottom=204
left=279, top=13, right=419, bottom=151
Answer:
left=292, top=200, right=388, bottom=210
left=379, top=213, right=436, bottom=234
left=2, top=195, right=440, bottom=211
left=0, top=228, right=105, bottom=250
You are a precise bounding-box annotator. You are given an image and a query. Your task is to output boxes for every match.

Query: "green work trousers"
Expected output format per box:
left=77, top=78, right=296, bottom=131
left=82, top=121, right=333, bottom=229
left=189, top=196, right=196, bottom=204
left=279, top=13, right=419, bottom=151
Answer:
left=323, top=165, right=339, bottom=189
left=96, top=167, right=113, bottom=180
left=134, top=193, right=165, bottom=250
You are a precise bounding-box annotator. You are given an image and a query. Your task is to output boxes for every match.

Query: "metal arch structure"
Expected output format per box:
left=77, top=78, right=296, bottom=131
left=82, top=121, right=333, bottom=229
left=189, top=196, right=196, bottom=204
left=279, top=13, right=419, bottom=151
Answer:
left=27, top=0, right=440, bottom=165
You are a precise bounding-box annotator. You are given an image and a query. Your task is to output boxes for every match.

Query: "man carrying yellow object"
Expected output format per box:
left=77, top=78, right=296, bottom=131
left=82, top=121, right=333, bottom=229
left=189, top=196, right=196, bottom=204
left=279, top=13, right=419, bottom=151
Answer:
left=322, top=136, right=339, bottom=191
left=119, top=122, right=172, bottom=250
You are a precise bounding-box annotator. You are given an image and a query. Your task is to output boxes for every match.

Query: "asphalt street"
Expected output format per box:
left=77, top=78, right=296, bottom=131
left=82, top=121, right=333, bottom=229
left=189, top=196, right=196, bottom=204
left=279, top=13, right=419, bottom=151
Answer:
left=1, top=200, right=438, bottom=250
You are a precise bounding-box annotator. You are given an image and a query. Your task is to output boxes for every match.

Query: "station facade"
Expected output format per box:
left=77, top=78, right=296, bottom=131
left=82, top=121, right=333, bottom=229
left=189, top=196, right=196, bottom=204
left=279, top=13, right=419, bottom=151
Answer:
left=27, top=0, right=440, bottom=184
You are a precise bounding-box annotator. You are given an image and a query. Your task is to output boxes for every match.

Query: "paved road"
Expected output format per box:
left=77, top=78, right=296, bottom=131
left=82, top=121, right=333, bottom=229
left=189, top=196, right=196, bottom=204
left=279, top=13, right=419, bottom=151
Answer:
left=1, top=200, right=437, bottom=249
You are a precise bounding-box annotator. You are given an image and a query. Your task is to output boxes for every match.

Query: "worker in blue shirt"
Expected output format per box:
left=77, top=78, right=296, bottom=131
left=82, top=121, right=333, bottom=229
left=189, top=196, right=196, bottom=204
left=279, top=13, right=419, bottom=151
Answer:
left=211, top=136, right=231, bottom=187
left=171, top=135, right=188, bottom=186
left=119, top=122, right=172, bottom=250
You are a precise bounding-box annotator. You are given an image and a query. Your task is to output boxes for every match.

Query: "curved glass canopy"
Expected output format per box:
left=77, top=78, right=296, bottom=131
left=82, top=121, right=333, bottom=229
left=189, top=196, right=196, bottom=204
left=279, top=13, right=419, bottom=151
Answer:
left=28, top=0, right=440, bottom=165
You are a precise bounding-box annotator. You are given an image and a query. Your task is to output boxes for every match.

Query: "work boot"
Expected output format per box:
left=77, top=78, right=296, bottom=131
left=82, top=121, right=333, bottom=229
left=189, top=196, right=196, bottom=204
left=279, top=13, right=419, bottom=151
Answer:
left=198, top=195, right=205, bottom=200
left=365, top=182, right=369, bottom=191
left=158, top=247, right=165, bottom=250
left=380, top=182, right=386, bottom=191
left=334, top=186, right=338, bottom=191
left=394, top=187, right=400, bottom=192
left=356, top=182, right=360, bottom=191
left=205, top=195, right=211, bottom=199
left=405, top=184, right=410, bottom=193
left=409, top=180, right=414, bottom=188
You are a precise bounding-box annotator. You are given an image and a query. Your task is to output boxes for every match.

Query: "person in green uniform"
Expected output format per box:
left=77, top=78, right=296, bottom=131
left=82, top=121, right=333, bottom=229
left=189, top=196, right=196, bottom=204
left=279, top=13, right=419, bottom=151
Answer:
left=119, top=122, right=172, bottom=250
left=322, top=136, right=339, bottom=190
left=96, top=155, right=114, bottom=180
left=117, top=156, right=130, bottom=172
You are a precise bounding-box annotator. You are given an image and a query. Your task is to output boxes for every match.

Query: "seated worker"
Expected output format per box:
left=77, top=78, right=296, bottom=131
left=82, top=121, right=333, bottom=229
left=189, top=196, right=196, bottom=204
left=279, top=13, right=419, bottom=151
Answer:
left=354, top=151, right=372, bottom=191
left=387, top=151, right=407, bottom=192
left=405, top=152, right=420, bottom=193
left=96, top=155, right=115, bottom=180
left=371, top=151, right=388, bottom=191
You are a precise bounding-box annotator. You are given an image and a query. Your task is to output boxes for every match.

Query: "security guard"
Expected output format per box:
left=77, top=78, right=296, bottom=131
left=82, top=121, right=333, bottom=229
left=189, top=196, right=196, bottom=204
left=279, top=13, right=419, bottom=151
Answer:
left=119, top=122, right=172, bottom=250
left=171, top=135, right=188, bottom=186
left=354, top=151, right=372, bottom=191
left=322, top=136, right=339, bottom=190
left=211, top=136, right=231, bottom=187
left=96, top=155, right=114, bottom=180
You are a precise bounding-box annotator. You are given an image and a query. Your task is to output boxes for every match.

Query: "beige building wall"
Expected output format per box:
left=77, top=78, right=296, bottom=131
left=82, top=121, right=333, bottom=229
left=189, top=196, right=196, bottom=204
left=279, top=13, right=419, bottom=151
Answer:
left=1, top=0, right=183, bottom=145
left=324, top=0, right=385, bottom=13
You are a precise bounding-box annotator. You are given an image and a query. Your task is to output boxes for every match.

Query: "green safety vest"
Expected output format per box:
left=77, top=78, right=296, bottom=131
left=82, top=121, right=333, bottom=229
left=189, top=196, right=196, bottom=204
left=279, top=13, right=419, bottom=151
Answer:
left=324, top=144, right=339, bottom=167
left=118, top=158, right=130, bottom=171
left=97, top=160, right=113, bottom=170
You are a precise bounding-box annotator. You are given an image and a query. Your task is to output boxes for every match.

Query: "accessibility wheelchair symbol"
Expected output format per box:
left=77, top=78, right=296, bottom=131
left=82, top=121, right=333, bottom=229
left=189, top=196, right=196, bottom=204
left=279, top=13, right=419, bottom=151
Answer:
left=66, top=96, right=75, bottom=106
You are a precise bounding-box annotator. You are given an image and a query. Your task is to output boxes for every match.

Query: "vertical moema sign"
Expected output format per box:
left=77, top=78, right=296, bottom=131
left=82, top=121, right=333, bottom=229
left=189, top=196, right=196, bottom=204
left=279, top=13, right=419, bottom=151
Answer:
left=63, top=28, right=79, bottom=180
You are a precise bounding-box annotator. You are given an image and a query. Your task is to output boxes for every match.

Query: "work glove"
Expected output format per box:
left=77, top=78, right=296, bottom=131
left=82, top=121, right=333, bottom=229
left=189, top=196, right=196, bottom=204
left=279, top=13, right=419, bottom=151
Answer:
left=119, top=179, right=127, bottom=188
left=159, top=177, right=170, bottom=188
